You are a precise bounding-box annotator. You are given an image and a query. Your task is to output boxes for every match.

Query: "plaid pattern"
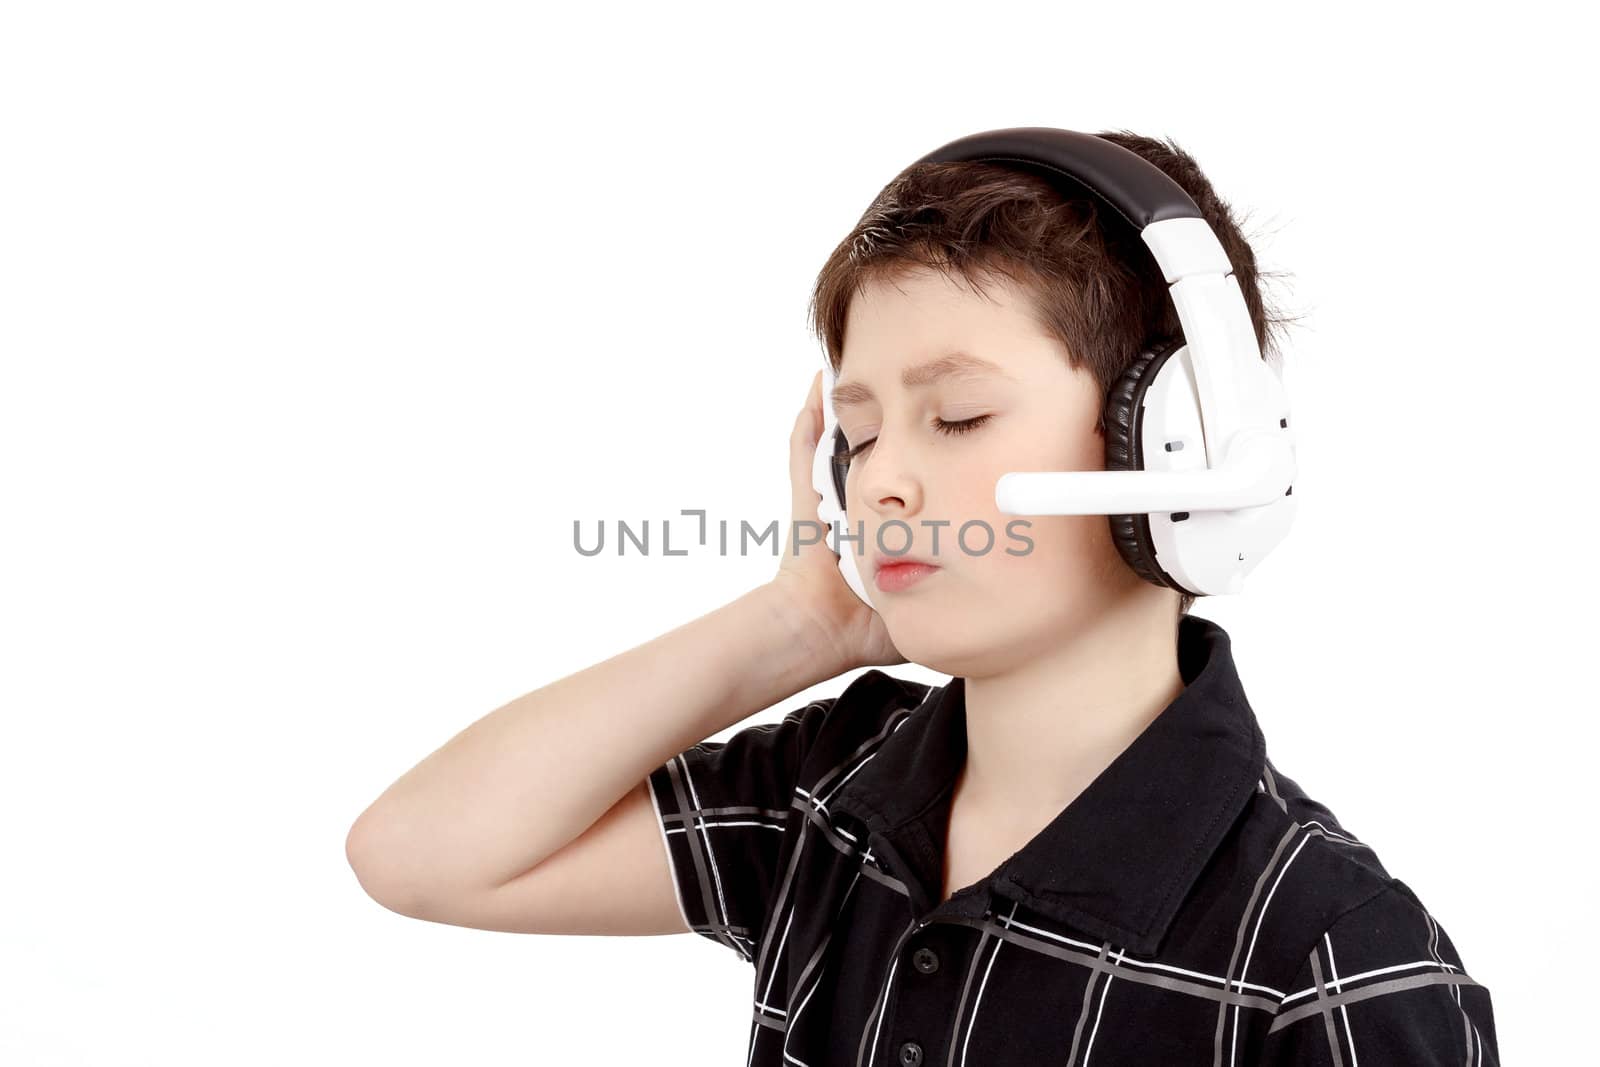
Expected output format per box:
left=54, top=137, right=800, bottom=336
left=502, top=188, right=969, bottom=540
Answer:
left=647, top=616, right=1499, bottom=1065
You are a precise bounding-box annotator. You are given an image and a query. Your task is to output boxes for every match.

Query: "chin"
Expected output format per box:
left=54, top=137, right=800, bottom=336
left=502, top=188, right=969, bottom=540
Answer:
left=886, top=617, right=1003, bottom=679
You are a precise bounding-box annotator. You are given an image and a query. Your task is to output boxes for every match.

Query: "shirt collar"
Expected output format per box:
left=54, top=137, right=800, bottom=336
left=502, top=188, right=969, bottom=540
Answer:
left=830, top=614, right=1266, bottom=957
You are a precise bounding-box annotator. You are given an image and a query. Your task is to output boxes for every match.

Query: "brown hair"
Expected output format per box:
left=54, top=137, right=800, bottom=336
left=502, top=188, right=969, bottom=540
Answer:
left=805, top=130, right=1299, bottom=616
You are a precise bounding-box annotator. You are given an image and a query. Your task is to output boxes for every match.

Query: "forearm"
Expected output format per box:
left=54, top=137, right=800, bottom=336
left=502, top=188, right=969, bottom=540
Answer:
left=345, top=581, right=849, bottom=901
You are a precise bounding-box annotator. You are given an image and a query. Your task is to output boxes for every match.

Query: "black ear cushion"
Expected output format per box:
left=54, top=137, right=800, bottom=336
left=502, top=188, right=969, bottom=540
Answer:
left=829, top=424, right=850, bottom=511
left=1103, top=336, right=1193, bottom=593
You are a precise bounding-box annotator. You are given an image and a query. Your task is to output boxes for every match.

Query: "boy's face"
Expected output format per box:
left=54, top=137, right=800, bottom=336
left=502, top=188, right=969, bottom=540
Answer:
left=834, top=265, right=1149, bottom=677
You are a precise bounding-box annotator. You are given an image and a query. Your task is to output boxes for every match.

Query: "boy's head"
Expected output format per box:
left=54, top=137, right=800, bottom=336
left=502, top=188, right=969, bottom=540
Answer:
left=806, top=131, right=1293, bottom=677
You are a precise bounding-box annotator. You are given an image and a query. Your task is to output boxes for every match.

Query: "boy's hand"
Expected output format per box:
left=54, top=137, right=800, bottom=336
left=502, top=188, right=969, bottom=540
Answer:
left=769, top=370, right=906, bottom=671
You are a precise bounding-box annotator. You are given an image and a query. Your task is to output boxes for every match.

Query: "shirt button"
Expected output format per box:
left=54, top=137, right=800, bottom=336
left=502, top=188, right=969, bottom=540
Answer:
left=912, top=946, right=940, bottom=974
left=897, top=1041, right=923, bottom=1066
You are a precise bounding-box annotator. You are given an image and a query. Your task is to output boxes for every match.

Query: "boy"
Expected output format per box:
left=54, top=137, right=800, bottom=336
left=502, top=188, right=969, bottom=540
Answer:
left=346, top=131, right=1500, bottom=1065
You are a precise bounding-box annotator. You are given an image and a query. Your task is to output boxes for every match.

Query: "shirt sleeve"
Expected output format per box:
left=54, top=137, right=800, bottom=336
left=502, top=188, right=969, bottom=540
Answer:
left=645, top=696, right=836, bottom=964
left=1257, top=880, right=1500, bottom=1065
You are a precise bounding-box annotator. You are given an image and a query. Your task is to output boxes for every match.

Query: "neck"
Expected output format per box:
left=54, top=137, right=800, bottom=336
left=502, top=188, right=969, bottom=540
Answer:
left=957, top=598, right=1186, bottom=822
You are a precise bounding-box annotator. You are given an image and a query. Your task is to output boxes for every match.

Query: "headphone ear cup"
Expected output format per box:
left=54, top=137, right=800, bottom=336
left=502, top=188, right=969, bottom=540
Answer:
left=810, top=366, right=876, bottom=610
left=830, top=426, right=850, bottom=511
left=1103, top=337, right=1190, bottom=592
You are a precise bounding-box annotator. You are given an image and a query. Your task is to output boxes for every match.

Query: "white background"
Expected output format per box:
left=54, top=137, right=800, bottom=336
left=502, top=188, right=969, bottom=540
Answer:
left=2, top=2, right=1588, bottom=1063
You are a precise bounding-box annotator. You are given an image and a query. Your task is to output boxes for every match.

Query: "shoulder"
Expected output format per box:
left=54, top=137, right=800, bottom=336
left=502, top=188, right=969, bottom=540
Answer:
left=1228, top=755, right=1487, bottom=999
left=672, top=670, right=932, bottom=788
left=839, top=667, right=937, bottom=715
left=799, top=666, right=933, bottom=739
left=1248, top=754, right=1400, bottom=917
left=795, top=667, right=935, bottom=739
left=1172, top=752, right=1398, bottom=978
left=777, top=668, right=935, bottom=789
left=695, top=669, right=933, bottom=774
left=1262, top=872, right=1497, bottom=1061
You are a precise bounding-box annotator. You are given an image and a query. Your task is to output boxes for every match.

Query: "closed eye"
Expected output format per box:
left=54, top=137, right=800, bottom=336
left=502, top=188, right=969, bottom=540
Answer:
left=836, top=414, right=993, bottom=463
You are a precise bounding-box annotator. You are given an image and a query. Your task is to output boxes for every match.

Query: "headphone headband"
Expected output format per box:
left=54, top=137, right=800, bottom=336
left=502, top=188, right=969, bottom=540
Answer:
left=913, top=127, right=1204, bottom=231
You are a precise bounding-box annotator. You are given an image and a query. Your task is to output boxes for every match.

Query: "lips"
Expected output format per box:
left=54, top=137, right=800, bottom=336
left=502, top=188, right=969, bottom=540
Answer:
left=872, top=552, right=937, bottom=575
left=872, top=555, right=940, bottom=594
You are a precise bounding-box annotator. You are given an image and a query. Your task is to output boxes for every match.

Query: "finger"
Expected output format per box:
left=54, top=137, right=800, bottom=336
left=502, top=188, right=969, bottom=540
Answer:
left=791, top=392, right=823, bottom=524
left=792, top=398, right=817, bottom=451
left=807, top=369, right=823, bottom=445
left=794, top=372, right=822, bottom=446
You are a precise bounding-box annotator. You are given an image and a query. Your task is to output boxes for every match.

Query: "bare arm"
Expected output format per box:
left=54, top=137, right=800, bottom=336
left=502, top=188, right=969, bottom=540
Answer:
left=344, top=580, right=852, bottom=924
left=346, top=370, right=901, bottom=934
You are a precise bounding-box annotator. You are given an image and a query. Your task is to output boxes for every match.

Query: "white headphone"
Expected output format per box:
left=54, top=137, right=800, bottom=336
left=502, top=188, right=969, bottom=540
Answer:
left=810, top=127, right=1297, bottom=609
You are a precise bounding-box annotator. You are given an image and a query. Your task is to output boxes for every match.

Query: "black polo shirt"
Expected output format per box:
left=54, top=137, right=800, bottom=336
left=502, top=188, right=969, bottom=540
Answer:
left=646, top=615, right=1501, bottom=1065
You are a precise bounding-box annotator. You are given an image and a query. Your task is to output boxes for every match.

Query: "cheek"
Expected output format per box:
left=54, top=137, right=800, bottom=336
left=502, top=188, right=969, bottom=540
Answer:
left=944, top=409, right=1131, bottom=609
left=960, top=417, right=1104, bottom=526
left=980, top=514, right=1113, bottom=582
left=944, top=411, right=1108, bottom=569
left=1003, top=404, right=1104, bottom=472
left=962, top=436, right=1121, bottom=584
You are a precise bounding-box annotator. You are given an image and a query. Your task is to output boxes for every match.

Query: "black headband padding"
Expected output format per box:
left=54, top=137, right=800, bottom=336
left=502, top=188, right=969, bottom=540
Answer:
left=913, top=127, right=1203, bottom=233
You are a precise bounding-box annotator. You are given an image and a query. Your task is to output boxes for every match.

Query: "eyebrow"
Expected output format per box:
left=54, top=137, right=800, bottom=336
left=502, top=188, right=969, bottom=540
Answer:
left=831, top=352, right=1013, bottom=411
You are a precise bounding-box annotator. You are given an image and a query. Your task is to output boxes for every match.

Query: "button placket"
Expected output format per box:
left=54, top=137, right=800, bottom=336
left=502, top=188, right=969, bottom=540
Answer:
left=886, top=921, right=957, bottom=1066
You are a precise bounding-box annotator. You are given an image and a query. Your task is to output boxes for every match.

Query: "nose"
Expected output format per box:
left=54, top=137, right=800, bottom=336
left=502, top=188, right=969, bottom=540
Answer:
left=856, top=431, right=924, bottom=519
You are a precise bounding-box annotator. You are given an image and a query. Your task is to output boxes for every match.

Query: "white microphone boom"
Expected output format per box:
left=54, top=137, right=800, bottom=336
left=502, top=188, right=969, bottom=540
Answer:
left=995, top=430, right=1294, bottom=516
